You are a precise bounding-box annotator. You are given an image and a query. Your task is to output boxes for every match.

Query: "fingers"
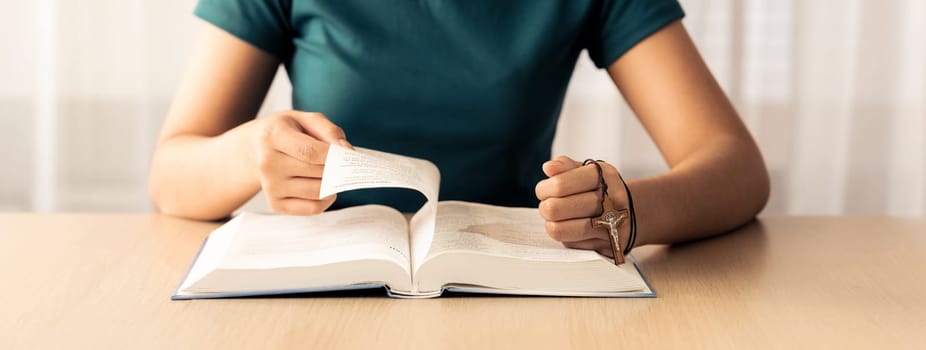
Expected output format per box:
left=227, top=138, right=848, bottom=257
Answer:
left=268, top=195, right=337, bottom=215
left=259, top=150, right=325, bottom=178
left=541, top=156, right=582, bottom=177
left=535, top=162, right=599, bottom=200
left=289, top=111, right=353, bottom=149
left=255, top=110, right=351, bottom=216
left=260, top=117, right=331, bottom=165
left=263, top=175, right=335, bottom=215
left=543, top=197, right=613, bottom=257
left=260, top=111, right=354, bottom=166
left=545, top=218, right=609, bottom=242
left=263, top=177, right=323, bottom=200
left=538, top=190, right=601, bottom=221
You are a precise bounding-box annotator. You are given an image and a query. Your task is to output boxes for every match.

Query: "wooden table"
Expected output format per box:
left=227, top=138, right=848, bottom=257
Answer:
left=1, top=214, right=924, bottom=349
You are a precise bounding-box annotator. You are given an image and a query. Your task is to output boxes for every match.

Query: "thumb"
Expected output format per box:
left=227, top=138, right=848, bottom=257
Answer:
left=542, top=156, right=582, bottom=177
left=291, top=111, right=354, bottom=150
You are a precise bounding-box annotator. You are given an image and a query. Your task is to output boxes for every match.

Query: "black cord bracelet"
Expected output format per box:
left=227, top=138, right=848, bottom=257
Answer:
left=615, top=171, right=637, bottom=255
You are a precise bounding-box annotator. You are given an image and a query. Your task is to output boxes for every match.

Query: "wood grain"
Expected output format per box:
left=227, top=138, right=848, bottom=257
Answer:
left=0, top=214, right=924, bottom=349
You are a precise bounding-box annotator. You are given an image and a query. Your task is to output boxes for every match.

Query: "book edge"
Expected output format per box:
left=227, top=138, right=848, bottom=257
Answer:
left=439, top=256, right=656, bottom=298
left=171, top=238, right=655, bottom=300
left=171, top=235, right=392, bottom=300
left=171, top=234, right=212, bottom=300
left=171, top=283, right=388, bottom=300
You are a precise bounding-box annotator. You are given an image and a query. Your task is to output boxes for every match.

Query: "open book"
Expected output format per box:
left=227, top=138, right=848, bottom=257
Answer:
left=173, top=146, right=653, bottom=299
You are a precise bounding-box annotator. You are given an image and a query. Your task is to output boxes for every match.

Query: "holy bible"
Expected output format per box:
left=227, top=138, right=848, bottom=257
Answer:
left=172, top=146, right=653, bottom=299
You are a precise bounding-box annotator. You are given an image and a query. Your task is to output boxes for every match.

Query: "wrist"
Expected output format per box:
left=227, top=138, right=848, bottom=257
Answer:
left=619, top=217, right=633, bottom=254
left=619, top=180, right=639, bottom=254
left=221, top=118, right=264, bottom=192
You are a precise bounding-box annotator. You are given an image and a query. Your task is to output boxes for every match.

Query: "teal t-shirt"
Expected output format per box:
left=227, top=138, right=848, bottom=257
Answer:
left=195, top=0, right=684, bottom=212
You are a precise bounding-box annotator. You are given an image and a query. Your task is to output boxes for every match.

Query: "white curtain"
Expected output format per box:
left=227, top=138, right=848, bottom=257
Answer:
left=2, top=0, right=924, bottom=216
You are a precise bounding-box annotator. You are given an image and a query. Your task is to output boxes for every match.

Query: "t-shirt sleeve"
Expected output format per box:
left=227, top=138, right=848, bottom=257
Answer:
left=193, top=0, right=294, bottom=58
left=586, top=0, right=685, bottom=68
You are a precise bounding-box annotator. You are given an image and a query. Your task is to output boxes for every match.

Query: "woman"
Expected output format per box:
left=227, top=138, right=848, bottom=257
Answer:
left=149, top=0, right=770, bottom=258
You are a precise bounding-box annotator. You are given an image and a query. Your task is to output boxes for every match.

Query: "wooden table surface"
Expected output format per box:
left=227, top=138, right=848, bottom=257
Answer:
left=1, top=214, right=924, bottom=349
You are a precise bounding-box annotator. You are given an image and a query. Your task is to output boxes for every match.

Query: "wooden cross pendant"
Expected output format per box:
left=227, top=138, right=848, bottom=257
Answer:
left=592, top=199, right=629, bottom=265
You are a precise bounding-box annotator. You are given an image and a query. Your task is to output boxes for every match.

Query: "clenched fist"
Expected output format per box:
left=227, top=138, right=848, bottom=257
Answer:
left=535, top=156, right=631, bottom=257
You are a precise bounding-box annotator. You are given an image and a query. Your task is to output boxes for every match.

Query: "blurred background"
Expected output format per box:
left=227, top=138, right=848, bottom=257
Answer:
left=1, top=0, right=923, bottom=216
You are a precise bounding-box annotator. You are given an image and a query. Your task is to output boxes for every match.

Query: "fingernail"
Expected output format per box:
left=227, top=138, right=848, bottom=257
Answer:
left=338, top=139, right=354, bottom=149
left=544, top=160, right=562, bottom=167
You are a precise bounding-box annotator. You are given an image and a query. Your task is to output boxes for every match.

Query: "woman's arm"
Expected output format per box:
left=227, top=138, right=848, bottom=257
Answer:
left=150, top=24, right=348, bottom=220
left=536, top=21, right=769, bottom=252
left=606, top=20, right=770, bottom=244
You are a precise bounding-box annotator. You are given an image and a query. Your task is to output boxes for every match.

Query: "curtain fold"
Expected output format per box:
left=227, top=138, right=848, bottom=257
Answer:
left=1, top=0, right=923, bottom=216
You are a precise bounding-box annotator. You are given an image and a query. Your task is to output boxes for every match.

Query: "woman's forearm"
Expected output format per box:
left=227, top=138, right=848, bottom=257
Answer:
left=149, top=119, right=261, bottom=221
left=630, top=136, right=770, bottom=246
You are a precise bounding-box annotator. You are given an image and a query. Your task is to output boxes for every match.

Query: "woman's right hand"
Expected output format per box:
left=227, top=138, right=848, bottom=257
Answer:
left=254, top=111, right=352, bottom=215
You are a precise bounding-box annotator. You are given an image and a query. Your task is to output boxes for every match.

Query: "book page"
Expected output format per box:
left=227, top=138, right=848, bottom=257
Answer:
left=320, top=145, right=442, bottom=278
left=421, top=201, right=605, bottom=264
left=219, top=206, right=412, bottom=273
left=320, top=146, right=439, bottom=202
left=409, top=201, right=437, bottom=273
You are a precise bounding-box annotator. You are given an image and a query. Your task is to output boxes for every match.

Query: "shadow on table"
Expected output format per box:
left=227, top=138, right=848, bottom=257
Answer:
left=633, top=218, right=771, bottom=297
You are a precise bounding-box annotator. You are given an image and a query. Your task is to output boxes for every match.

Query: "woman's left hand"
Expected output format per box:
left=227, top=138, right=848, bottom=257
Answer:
left=535, top=156, right=630, bottom=257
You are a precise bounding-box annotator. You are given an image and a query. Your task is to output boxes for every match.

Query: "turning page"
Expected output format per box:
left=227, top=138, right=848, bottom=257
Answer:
left=320, top=146, right=439, bottom=202
left=320, top=145, right=441, bottom=290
